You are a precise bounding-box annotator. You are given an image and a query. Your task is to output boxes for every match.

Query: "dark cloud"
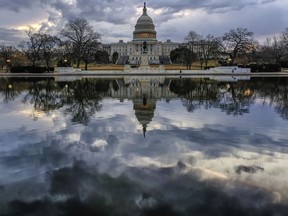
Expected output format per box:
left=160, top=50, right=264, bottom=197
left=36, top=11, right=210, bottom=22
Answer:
left=76, top=0, right=137, bottom=24
left=0, top=0, right=277, bottom=15
left=3, top=160, right=288, bottom=216
left=43, top=0, right=278, bottom=28
left=147, top=0, right=277, bottom=14
left=27, top=0, right=272, bottom=31
left=0, top=0, right=286, bottom=43
left=45, top=0, right=139, bottom=25
left=0, top=0, right=42, bottom=12
left=0, top=28, right=25, bottom=45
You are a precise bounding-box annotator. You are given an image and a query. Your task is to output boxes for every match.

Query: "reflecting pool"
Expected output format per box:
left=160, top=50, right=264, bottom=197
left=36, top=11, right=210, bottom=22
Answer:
left=0, top=76, right=288, bottom=215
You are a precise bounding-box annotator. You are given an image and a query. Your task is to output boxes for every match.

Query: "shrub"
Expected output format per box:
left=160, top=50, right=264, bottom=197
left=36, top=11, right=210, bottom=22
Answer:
left=248, top=64, right=281, bottom=72
left=280, top=61, right=288, bottom=68
left=10, top=66, right=54, bottom=73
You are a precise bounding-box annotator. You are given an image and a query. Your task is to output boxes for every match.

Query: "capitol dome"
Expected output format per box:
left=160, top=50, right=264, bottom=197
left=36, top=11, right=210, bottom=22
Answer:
left=133, top=3, right=157, bottom=41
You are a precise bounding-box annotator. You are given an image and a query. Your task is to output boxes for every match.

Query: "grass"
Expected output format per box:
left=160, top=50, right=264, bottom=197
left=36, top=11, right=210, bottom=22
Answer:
left=10, top=60, right=288, bottom=72
left=76, top=64, right=124, bottom=70
left=79, top=60, right=220, bottom=71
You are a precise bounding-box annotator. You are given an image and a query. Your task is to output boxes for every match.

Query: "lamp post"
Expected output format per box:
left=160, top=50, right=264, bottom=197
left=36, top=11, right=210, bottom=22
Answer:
left=6, top=59, right=11, bottom=73
left=64, top=59, right=68, bottom=67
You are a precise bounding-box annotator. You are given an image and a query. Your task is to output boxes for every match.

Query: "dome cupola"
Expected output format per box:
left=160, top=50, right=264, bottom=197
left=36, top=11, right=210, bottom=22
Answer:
left=133, top=3, right=157, bottom=41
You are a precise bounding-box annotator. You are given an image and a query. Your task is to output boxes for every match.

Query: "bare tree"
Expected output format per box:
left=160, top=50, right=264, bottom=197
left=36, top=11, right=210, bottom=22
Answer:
left=56, top=40, right=74, bottom=65
left=281, top=28, right=288, bottom=44
left=82, top=40, right=100, bottom=70
left=220, top=28, right=256, bottom=65
left=0, top=44, right=16, bottom=69
left=185, top=31, right=201, bottom=67
left=19, top=27, right=59, bottom=71
left=60, top=18, right=101, bottom=68
left=260, top=36, right=286, bottom=64
left=246, top=41, right=261, bottom=64
left=185, top=31, right=219, bottom=69
left=185, top=31, right=201, bottom=46
left=19, top=26, right=44, bottom=68
left=280, top=28, right=288, bottom=61
left=40, top=34, right=60, bottom=70
left=254, top=28, right=288, bottom=66
left=199, top=35, right=219, bottom=69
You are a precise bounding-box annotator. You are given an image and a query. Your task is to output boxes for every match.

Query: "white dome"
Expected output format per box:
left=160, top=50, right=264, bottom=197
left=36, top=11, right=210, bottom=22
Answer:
left=133, top=3, right=157, bottom=41
left=136, top=14, right=153, bottom=24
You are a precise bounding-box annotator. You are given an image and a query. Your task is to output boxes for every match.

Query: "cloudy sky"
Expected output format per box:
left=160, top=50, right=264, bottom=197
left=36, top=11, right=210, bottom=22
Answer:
left=0, top=0, right=287, bottom=45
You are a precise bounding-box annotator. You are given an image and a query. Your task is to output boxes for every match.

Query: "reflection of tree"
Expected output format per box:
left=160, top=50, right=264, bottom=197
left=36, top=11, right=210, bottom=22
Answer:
left=2, top=77, right=288, bottom=121
left=170, top=77, right=288, bottom=119
left=217, top=83, right=253, bottom=116
left=275, top=92, right=288, bottom=119
left=22, top=78, right=110, bottom=124
left=23, top=79, right=63, bottom=112
left=179, top=79, right=218, bottom=112
left=170, top=79, right=255, bottom=116
left=63, top=79, right=109, bottom=125
left=253, top=77, right=288, bottom=120
left=0, top=79, right=20, bottom=103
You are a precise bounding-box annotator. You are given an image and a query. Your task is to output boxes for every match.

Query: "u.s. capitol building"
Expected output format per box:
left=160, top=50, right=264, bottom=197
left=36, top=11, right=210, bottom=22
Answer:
left=101, top=3, right=184, bottom=65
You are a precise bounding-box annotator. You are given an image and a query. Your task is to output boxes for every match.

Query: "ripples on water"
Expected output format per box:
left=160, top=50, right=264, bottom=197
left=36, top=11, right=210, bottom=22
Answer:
left=0, top=76, right=288, bottom=215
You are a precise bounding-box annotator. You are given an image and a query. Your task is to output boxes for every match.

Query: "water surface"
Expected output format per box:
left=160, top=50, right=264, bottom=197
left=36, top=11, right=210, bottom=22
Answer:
left=0, top=76, right=288, bottom=215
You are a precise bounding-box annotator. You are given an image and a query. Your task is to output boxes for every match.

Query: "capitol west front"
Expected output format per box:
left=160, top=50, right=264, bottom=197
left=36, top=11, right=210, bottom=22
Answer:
left=102, top=3, right=181, bottom=65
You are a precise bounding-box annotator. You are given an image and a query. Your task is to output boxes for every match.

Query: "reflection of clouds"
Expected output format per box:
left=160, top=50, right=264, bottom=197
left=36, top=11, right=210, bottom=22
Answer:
left=90, top=139, right=108, bottom=152
left=41, top=104, right=288, bottom=204
left=1, top=92, right=288, bottom=213
left=0, top=94, right=67, bottom=133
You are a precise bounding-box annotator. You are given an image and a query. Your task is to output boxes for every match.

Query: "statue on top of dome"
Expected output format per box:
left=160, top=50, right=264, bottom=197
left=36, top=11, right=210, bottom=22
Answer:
left=143, top=2, right=147, bottom=15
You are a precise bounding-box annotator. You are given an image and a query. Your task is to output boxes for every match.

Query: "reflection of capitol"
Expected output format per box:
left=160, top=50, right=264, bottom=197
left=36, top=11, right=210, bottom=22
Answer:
left=52, top=75, right=252, bottom=135
left=109, top=77, right=177, bottom=136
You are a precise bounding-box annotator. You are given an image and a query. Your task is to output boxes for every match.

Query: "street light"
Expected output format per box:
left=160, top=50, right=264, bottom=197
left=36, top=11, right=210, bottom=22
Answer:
left=63, top=59, right=68, bottom=67
left=6, top=59, right=11, bottom=73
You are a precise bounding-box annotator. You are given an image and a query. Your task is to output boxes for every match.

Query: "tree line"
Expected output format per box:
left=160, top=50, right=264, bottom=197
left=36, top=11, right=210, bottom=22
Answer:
left=171, top=28, right=288, bottom=70
left=0, top=18, right=108, bottom=72
left=0, top=17, right=288, bottom=71
left=1, top=77, right=288, bottom=123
